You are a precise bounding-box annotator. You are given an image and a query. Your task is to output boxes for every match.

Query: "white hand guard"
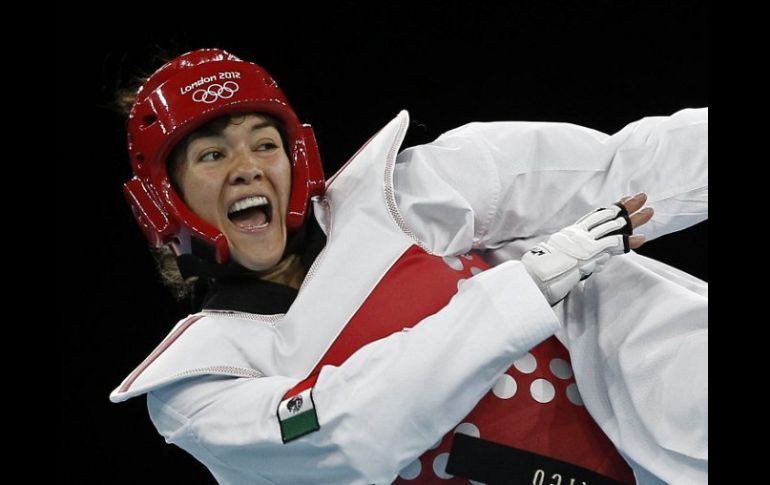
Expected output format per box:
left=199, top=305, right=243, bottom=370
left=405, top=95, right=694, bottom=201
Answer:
left=521, top=204, right=632, bottom=306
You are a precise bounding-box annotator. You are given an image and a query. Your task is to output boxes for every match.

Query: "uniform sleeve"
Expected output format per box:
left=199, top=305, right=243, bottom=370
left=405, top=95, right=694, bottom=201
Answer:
left=146, top=260, right=560, bottom=484
left=552, top=253, right=708, bottom=484
left=393, top=108, right=708, bottom=256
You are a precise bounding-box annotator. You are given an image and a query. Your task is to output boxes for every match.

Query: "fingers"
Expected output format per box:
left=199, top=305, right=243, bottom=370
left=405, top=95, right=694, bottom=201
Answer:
left=619, top=192, right=647, bottom=213
left=630, top=206, right=654, bottom=229
left=619, top=192, right=654, bottom=229
left=589, top=216, right=626, bottom=239
left=576, top=206, right=621, bottom=232
left=617, top=192, right=654, bottom=249
left=628, top=234, right=646, bottom=249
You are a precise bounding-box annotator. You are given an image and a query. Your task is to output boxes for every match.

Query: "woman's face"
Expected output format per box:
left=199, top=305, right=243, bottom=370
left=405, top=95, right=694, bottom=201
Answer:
left=174, top=114, right=292, bottom=271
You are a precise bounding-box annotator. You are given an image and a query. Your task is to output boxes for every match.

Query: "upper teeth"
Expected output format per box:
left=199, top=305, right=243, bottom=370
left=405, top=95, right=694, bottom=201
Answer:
left=229, top=196, right=268, bottom=214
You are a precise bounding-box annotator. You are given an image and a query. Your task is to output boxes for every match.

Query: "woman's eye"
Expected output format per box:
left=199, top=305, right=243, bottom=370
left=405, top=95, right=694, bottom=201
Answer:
left=200, top=151, right=223, bottom=162
left=256, top=142, right=279, bottom=152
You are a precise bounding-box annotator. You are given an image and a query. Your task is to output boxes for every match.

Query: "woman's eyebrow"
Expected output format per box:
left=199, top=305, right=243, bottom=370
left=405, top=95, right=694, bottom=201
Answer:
left=187, top=121, right=275, bottom=145
left=186, top=127, right=224, bottom=144
left=249, top=121, right=274, bottom=132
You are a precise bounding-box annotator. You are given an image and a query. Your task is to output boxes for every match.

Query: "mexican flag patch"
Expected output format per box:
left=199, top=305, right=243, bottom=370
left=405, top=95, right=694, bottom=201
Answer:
left=278, top=374, right=320, bottom=443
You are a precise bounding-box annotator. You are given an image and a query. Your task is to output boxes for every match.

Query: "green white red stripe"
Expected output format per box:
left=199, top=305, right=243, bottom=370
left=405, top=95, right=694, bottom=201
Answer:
left=278, top=374, right=320, bottom=443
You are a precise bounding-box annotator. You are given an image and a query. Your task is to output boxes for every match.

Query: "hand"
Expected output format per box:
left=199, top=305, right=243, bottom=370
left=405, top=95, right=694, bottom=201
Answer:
left=620, top=192, right=654, bottom=249
left=521, top=193, right=654, bottom=305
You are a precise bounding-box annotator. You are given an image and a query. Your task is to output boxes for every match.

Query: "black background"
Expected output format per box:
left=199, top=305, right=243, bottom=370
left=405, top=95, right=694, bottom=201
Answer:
left=63, top=2, right=707, bottom=482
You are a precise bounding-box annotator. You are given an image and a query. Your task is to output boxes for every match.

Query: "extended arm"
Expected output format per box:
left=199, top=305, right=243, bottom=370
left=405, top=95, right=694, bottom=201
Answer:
left=394, top=108, right=707, bottom=255
left=394, top=109, right=708, bottom=482
left=147, top=262, right=559, bottom=484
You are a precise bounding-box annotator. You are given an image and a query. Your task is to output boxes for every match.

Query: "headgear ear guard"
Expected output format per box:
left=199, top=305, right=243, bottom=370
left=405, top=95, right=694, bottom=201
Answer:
left=123, top=48, right=325, bottom=264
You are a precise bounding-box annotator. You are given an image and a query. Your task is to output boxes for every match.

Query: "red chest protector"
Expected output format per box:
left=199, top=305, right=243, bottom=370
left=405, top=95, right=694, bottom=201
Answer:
left=310, top=246, right=635, bottom=484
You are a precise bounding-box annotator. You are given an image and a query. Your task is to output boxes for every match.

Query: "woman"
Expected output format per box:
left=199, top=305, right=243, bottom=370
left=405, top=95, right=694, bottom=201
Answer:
left=111, top=49, right=707, bottom=484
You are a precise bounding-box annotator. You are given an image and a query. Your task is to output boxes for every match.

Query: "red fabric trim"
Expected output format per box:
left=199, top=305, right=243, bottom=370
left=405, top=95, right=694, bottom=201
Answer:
left=119, top=315, right=205, bottom=393
left=283, top=373, right=320, bottom=399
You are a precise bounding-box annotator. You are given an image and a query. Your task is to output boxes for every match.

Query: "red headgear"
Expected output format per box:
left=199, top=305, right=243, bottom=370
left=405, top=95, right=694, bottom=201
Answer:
left=123, top=48, right=325, bottom=264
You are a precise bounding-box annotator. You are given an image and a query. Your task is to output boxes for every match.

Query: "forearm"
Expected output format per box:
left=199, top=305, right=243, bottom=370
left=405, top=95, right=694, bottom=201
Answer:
left=479, top=108, right=708, bottom=242
left=150, top=261, right=559, bottom=483
left=394, top=108, right=708, bottom=254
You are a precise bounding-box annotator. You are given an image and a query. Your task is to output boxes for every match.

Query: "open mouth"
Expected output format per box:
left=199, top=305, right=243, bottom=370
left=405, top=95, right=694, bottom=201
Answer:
left=228, top=195, right=272, bottom=230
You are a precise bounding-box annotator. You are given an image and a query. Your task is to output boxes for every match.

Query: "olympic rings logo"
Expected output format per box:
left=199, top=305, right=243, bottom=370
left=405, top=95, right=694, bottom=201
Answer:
left=191, top=81, right=240, bottom=103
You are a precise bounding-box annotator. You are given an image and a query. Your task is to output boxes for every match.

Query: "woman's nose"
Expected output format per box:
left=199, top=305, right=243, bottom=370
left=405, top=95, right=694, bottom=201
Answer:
left=228, top=153, right=264, bottom=185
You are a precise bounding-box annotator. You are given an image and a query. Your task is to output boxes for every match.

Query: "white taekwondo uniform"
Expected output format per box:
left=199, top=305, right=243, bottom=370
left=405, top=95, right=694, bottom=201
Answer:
left=112, top=108, right=708, bottom=484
